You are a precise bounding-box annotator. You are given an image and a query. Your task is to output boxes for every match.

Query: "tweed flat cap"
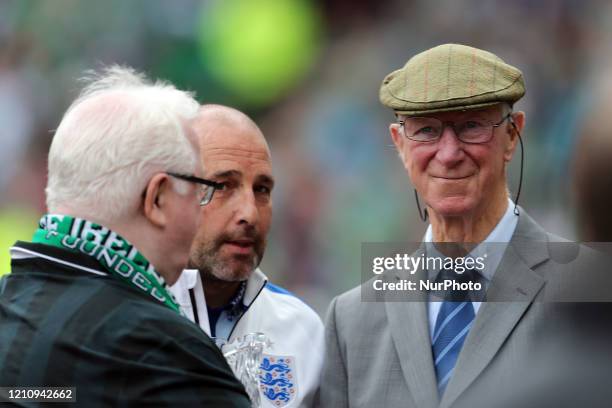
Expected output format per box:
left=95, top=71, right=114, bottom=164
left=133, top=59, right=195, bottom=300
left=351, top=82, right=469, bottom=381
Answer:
left=379, top=43, right=525, bottom=115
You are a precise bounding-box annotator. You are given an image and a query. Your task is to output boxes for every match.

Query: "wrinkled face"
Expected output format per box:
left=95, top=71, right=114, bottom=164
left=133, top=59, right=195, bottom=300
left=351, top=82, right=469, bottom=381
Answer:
left=390, top=105, right=521, bottom=217
left=189, top=122, right=273, bottom=282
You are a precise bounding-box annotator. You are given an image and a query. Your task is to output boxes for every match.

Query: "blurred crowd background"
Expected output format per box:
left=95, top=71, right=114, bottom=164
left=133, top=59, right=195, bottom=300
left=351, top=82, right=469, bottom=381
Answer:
left=1, top=0, right=612, bottom=315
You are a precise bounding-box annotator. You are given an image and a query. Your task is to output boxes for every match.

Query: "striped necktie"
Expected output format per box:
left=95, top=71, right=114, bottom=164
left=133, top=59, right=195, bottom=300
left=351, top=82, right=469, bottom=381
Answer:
left=431, top=268, right=480, bottom=395
left=432, top=300, right=475, bottom=395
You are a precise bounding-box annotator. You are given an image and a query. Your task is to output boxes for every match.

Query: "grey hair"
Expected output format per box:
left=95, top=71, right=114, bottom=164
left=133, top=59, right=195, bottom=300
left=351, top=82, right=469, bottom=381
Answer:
left=46, top=65, right=200, bottom=221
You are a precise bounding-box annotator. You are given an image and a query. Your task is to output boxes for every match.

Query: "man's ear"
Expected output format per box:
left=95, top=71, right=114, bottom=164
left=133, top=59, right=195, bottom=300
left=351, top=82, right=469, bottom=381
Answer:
left=504, top=111, right=525, bottom=162
left=143, top=173, right=171, bottom=228
left=390, top=122, right=406, bottom=161
left=510, top=111, right=525, bottom=134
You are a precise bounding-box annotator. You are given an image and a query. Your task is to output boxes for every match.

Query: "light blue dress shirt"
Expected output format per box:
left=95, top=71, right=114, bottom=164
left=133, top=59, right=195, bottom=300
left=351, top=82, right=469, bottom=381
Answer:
left=424, top=198, right=519, bottom=341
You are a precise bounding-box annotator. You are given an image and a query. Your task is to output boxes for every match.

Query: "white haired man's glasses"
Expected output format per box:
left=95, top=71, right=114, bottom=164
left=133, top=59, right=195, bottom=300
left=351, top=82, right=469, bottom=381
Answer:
left=167, top=172, right=222, bottom=206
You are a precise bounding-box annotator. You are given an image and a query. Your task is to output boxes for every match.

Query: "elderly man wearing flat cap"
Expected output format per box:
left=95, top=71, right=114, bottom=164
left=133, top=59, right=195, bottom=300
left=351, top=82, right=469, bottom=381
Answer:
left=318, top=44, right=583, bottom=408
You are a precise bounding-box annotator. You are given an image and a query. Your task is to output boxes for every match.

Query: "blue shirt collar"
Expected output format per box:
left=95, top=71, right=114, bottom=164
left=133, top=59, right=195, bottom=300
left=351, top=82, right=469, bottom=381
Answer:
left=424, top=198, right=519, bottom=282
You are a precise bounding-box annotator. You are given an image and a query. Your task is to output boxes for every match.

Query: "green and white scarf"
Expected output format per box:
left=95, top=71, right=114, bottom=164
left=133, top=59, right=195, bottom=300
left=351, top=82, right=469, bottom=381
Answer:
left=32, top=214, right=181, bottom=314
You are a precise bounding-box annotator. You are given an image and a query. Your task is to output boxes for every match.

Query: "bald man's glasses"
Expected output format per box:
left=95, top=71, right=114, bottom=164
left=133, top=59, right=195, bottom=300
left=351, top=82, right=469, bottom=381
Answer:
left=167, top=172, right=223, bottom=206
left=399, top=113, right=512, bottom=144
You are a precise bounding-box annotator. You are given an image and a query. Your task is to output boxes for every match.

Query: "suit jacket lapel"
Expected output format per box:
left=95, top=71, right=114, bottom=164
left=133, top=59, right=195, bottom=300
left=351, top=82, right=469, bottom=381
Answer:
left=440, top=211, right=549, bottom=408
left=386, top=301, right=440, bottom=408
left=385, top=245, right=438, bottom=408
left=385, top=247, right=440, bottom=408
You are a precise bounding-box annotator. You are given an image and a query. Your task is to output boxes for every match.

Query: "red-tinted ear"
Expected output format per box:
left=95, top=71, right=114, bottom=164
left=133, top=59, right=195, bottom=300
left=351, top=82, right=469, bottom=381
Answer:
left=143, top=173, right=170, bottom=228
left=511, top=111, right=525, bottom=134
left=504, top=111, right=525, bottom=162
left=390, top=122, right=406, bottom=160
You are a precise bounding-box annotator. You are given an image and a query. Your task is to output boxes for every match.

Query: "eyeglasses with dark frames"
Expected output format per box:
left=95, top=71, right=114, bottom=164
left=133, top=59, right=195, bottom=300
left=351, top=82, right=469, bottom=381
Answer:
left=167, top=172, right=223, bottom=206
left=398, top=113, right=513, bottom=144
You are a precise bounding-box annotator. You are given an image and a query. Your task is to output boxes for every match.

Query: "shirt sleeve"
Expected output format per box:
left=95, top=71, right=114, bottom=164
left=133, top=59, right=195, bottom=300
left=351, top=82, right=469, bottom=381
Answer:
left=126, top=334, right=251, bottom=407
left=75, top=301, right=252, bottom=407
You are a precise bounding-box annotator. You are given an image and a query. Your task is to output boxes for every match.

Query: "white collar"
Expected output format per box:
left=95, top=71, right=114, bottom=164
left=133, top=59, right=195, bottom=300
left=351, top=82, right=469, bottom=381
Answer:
left=423, top=198, right=519, bottom=281
left=178, top=267, right=268, bottom=307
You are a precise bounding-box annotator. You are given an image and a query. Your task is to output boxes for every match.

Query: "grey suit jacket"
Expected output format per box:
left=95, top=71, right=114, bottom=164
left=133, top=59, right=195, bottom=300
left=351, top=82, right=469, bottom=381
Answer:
left=318, top=210, right=606, bottom=408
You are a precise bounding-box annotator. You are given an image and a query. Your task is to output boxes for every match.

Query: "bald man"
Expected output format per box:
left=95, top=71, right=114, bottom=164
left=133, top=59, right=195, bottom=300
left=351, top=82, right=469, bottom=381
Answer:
left=170, top=105, right=324, bottom=408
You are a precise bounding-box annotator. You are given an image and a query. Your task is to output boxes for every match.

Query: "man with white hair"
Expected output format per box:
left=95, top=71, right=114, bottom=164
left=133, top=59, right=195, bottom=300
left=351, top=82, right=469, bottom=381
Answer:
left=319, top=44, right=611, bottom=408
left=0, top=67, right=250, bottom=406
